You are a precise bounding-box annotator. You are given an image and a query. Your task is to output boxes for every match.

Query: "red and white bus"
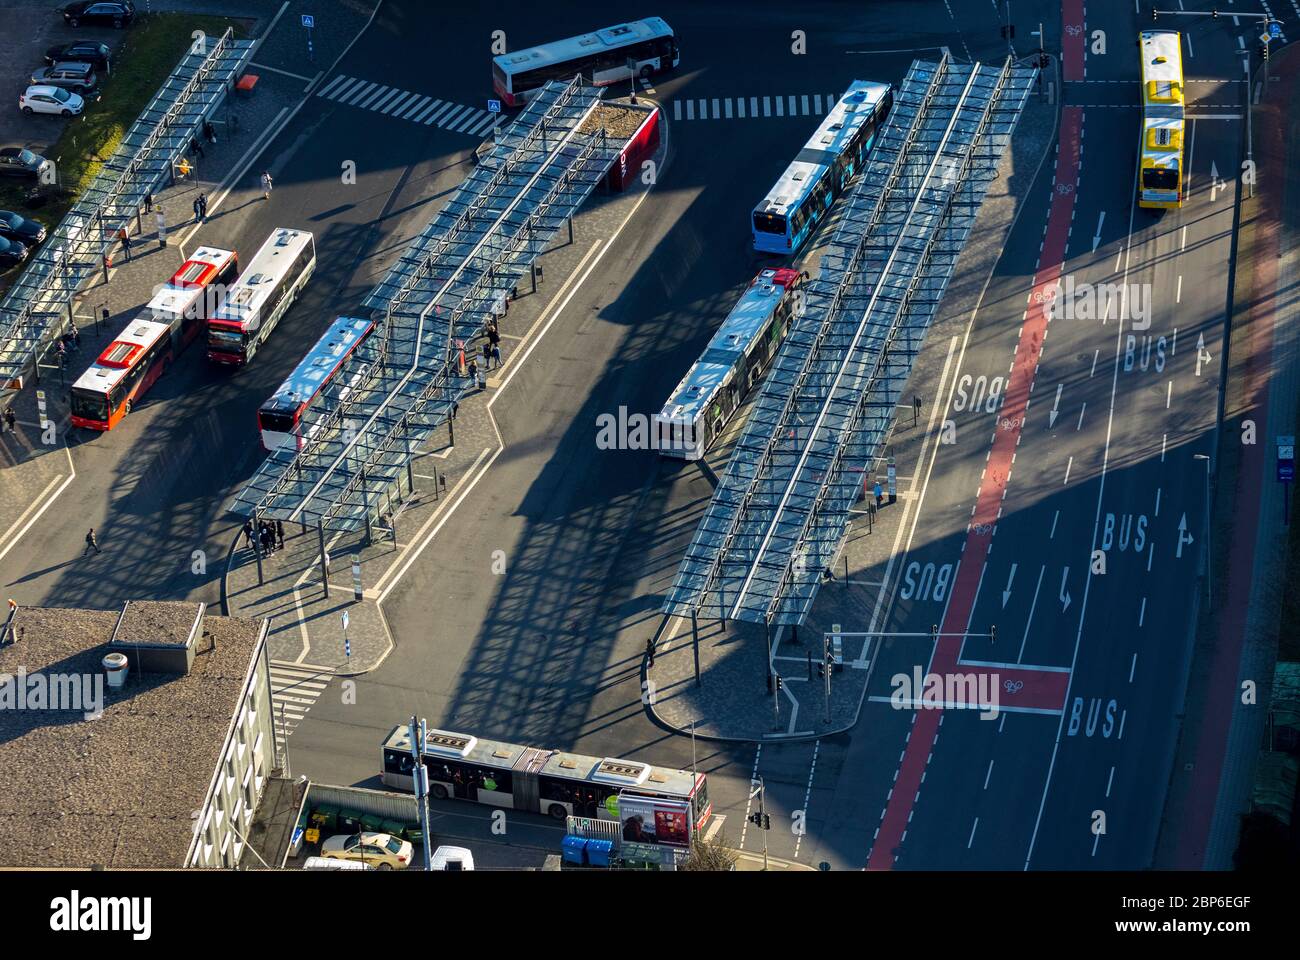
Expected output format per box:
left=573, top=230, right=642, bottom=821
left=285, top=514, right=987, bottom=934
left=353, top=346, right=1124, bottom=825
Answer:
left=69, top=318, right=173, bottom=431
left=257, top=315, right=376, bottom=451
left=207, top=227, right=315, bottom=367
left=147, top=245, right=238, bottom=348
left=492, top=17, right=678, bottom=108
left=380, top=725, right=711, bottom=834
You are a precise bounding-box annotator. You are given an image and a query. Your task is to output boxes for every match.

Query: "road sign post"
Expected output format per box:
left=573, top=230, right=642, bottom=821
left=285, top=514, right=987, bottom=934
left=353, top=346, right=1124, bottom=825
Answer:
left=626, top=56, right=638, bottom=103
left=351, top=555, right=362, bottom=601
left=302, top=14, right=315, bottom=63
left=1278, top=436, right=1294, bottom=525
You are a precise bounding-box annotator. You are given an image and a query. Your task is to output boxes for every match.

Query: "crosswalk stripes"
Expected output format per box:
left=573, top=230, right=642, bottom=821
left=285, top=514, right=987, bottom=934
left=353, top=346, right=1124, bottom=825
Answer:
left=316, top=74, right=495, bottom=137
left=670, top=92, right=842, bottom=121
left=269, top=659, right=335, bottom=746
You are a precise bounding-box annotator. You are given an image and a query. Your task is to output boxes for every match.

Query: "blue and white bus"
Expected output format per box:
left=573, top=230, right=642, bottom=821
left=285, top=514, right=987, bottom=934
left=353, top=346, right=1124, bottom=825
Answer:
left=257, top=315, right=375, bottom=451
left=751, top=80, right=893, bottom=255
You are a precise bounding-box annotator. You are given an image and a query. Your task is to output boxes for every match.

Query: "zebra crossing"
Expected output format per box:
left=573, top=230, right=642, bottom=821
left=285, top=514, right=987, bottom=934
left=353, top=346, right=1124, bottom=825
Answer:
left=671, top=92, right=844, bottom=122
left=269, top=659, right=335, bottom=747
left=315, top=74, right=502, bottom=137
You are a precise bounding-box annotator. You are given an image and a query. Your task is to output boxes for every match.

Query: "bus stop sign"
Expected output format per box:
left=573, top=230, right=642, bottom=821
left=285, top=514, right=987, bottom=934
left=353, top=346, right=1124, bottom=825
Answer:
left=1278, top=436, right=1295, bottom=483
left=1270, top=21, right=1282, bottom=39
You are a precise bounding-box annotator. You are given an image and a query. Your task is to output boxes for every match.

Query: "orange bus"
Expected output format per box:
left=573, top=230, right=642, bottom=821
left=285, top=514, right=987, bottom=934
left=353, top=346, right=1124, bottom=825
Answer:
left=69, top=318, right=173, bottom=430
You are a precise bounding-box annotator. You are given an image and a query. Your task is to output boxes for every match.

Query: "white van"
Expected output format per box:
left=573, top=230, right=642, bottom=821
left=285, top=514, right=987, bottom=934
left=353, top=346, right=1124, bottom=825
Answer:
left=302, top=856, right=374, bottom=871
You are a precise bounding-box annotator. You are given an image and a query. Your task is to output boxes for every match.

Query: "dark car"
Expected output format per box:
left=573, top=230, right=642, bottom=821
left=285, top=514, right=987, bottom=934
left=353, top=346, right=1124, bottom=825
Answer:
left=0, top=237, right=28, bottom=268
left=44, top=40, right=112, bottom=71
left=0, top=211, right=46, bottom=246
left=31, top=62, right=98, bottom=94
left=61, top=1, right=135, bottom=28
left=0, top=147, right=52, bottom=181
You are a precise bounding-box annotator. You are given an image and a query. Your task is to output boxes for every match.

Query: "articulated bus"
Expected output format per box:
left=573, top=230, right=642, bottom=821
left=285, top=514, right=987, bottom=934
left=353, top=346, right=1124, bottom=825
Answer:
left=146, top=245, right=238, bottom=348
left=1138, top=30, right=1185, bottom=209
left=492, top=17, right=678, bottom=108
left=380, top=725, right=711, bottom=833
left=69, top=318, right=173, bottom=430
left=207, top=227, right=315, bottom=366
left=654, top=268, right=804, bottom=460
left=752, top=80, right=893, bottom=254
left=258, top=315, right=376, bottom=451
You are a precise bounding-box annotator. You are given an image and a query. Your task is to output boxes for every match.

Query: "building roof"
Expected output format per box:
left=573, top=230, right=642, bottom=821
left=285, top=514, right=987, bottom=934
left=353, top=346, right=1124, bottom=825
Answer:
left=0, top=603, right=266, bottom=868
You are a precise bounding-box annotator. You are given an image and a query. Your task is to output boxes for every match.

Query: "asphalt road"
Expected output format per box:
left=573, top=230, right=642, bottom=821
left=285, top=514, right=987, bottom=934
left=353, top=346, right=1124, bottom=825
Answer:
left=1, top=0, right=1265, bottom=869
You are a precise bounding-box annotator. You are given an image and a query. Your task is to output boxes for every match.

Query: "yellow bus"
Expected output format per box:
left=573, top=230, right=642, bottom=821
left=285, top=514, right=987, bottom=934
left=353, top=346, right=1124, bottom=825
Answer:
left=1138, top=30, right=1185, bottom=209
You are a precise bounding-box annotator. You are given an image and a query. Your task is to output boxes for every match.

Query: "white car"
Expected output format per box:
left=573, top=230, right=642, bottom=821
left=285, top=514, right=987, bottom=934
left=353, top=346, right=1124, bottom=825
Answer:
left=430, top=845, right=475, bottom=871
left=19, top=84, right=84, bottom=117
left=319, top=831, right=413, bottom=870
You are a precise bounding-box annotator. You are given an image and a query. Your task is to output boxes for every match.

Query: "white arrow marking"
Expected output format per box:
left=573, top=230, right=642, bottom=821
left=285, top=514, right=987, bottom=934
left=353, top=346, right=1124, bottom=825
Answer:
left=1091, top=211, right=1105, bottom=252
left=1195, top=332, right=1212, bottom=376
left=1210, top=161, right=1223, bottom=202
left=1059, top=566, right=1071, bottom=612
left=1002, top=562, right=1018, bottom=608
left=1048, top=383, right=1063, bottom=428
left=1177, top=513, right=1195, bottom=558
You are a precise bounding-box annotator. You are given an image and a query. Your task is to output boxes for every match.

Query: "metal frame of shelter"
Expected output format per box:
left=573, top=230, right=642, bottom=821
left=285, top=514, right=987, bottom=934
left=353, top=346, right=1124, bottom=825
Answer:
left=664, top=55, right=1035, bottom=628
left=230, top=78, right=628, bottom=536
left=0, top=28, right=255, bottom=398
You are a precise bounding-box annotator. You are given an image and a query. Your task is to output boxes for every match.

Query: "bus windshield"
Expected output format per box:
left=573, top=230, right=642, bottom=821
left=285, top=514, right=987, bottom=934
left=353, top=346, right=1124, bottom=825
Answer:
left=1143, top=167, right=1179, bottom=191
left=70, top=390, right=108, bottom=423
left=209, top=327, right=245, bottom=350
left=753, top=211, right=786, bottom=235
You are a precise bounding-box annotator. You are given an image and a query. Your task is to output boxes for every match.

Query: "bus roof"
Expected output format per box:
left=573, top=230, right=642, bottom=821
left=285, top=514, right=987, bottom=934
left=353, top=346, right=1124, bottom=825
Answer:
left=71, top=318, right=171, bottom=395
left=658, top=269, right=800, bottom=423
left=1139, top=30, right=1183, bottom=114
left=382, top=725, right=698, bottom=797
left=148, top=245, right=236, bottom=319
left=492, top=17, right=672, bottom=76
left=262, top=315, right=373, bottom=416
left=212, top=228, right=313, bottom=326
left=754, top=80, right=891, bottom=219
left=1141, top=115, right=1183, bottom=173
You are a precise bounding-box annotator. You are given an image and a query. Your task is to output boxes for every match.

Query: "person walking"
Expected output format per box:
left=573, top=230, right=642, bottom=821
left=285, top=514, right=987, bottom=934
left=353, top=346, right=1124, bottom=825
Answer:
left=71, top=325, right=81, bottom=352
left=481, top=341, right=492, bottom=370
left=468, top=357, right=482, bottom=389
left=118, top=226, right=132, bottom=261
left=242, top=519, right=254, bottom=550
left=83, top=528, right=101, bottom=556
left=2, top=407, right=15, bottom=434
left=275, top=520, right=285, bottom=550
left=193, top=195, right=203, bottom=224
left=190, top=136, right=204, bottom=160
left=261, top=171, right=273, bottom=200
left=645, top=637, right=656, bottom=668
left=55, top=338, right=66, bottom=368
left=203, top=120, right=216, bottom=145
left=143, top=191, right=153, bottom=213
left=490, top=343, right=501, bottom=369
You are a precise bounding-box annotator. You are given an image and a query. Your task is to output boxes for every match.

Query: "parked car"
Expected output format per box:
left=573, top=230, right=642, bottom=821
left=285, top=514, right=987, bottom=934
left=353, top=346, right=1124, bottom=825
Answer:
left=31, top=62, right=97, bottom=95
left=19, top=85, right=85, bottom=117
left=61, top=1, right=135, bottom=28
left=430, top=845, right=475, bottom=871
left=0, top=237, right=29, bottom=269
left=44, top=40, right=112, bottom=70
left=0, top=211, right=46, bottom=246
left=0, top=147, right=52, bottom=180
left=319, top=832, right=413, bottom=870
left=302, top=856, right=373, bottom=871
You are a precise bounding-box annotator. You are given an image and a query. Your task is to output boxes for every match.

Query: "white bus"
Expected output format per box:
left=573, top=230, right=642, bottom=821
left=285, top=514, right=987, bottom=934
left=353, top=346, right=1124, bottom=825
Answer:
left=491, top=17, right=678, bottom=108
left=207, top=227, right=315, bottom=367
left=146, top=245, right=238, bottom=349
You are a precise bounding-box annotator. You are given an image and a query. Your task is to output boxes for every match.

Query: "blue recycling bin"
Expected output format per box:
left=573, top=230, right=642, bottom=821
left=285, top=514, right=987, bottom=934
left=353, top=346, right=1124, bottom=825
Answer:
left=562, top=836, right=589, bottom=865
left=585, top=839, right=614, bottom=867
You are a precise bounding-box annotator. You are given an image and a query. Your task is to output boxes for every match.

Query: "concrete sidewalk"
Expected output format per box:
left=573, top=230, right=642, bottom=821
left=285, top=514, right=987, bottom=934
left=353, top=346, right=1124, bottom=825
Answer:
left=1155, top=43, right=1300, bottom=869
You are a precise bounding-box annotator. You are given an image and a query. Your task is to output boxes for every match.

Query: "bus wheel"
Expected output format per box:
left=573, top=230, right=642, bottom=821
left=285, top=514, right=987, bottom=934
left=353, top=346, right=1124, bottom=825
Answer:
left=547, top=804, right=567, bottom=820
left=124, top=399, right=132, bottom=415
left=430, top=783, right=448, bottom=800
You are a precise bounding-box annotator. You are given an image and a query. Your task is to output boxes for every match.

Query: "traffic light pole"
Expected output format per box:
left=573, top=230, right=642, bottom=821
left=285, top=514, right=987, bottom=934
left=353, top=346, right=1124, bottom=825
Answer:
left=758, top=777, right=769, bottom=871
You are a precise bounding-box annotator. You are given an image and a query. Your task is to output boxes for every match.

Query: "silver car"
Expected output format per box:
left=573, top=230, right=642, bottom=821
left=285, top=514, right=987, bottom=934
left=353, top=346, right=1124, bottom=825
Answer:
left=31, top=62, right=97, bottom=94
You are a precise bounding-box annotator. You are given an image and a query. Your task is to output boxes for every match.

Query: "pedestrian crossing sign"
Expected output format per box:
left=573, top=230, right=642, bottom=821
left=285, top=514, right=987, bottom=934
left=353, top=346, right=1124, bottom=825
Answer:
left=301, top=14, right=314, bottom=28
left=488, top=99, right=501, bottom=114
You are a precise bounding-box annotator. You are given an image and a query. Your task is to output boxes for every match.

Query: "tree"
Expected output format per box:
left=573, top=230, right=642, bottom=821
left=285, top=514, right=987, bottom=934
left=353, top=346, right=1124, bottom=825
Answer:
left=679, top=833, right=738, bottom=871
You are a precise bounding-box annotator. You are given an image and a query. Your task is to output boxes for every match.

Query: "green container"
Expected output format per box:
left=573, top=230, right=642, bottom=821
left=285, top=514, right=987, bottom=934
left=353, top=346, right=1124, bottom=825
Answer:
left=404, top=823, right=425, bottom=845
left=338, top=809, right=363, bottom=833
left=380, top=819, right=406, bottom=837
left=360, top=813, right=384, bottom=833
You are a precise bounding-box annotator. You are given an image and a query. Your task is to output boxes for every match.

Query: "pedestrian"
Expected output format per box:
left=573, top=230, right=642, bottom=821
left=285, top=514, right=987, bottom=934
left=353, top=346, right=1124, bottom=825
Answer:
left=198, top=193, right=208, bottom=220
left=71, top=326, right=81, bottom=352
left=2, top=408, right=15, bottom=434
left=83, top=528, right=101, bottom=556
left=490, top=343, right=501, bottom=368
left=261, top=171, right=273, bottom=199
left=481, top=341, right=492, bottom=369
left=468, top=358, right=482, bottom=389
left=645, top=637, right=655, bottom=668
left=487, top=324, right=500, bottom=346
left=55, top=339, right=66, bottom=368
left=118, top=227, right=132, bottom=261
left=143, top=191, right=153, bottom=213
left=242, top=519, right=254, bottom=550
left=190, top=136, right=204, bottom=160
left=451, top=401, right=458, bottom=420
left=192, top=196, right=203, bottom=224
left=276, top=519, right=285, bottom=550
left=873, top=481, right=883, bottom=508
left=203, top=120, right=216, bottom=144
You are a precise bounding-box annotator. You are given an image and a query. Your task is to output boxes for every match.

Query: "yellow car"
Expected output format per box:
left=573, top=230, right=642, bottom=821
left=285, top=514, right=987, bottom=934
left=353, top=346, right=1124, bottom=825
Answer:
left=320, top=832, right=414, bottom=870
